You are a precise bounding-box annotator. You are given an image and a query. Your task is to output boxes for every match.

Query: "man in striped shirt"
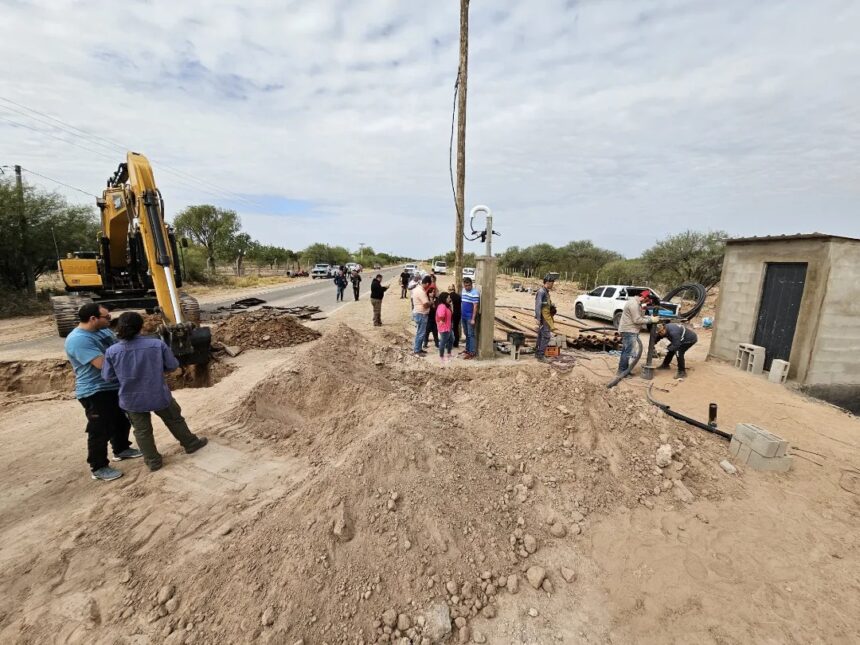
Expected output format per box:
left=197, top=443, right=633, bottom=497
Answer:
left=461, top=277, right=480, bottom=359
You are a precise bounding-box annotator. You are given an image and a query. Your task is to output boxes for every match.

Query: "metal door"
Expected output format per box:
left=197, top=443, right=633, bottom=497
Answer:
left=753, top=263, right=807, bottom=370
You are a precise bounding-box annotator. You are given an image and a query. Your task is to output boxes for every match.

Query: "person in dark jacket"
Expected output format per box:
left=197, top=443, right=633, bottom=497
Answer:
left=399, top=270, right=410, bottom=299
left=334, top=270, right=347, bottom=302
left=656, top=322, right=698, bottom=380
left=350, top=270, right=362, bottom=301
left=424, top=276, right=440, bottom=348
left=370, top=274, right=388, bottom=326
left=447, top=284, right=461, bottom=347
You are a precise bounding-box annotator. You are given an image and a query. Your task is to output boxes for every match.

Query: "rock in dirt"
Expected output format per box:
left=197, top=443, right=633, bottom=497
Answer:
left=528, top=607, right=539, bottom=617
left=332, top=501, right=354, bottom=542
left=526, top=566, right=546, bottom=589
left=157, top=585, right=176, bottom=605
left=261, top=606, right=276, bottom=627
left=523, top=534, right=538, bottom=554
left=397, top=613, right=411, bottom=631
left=382, top=608, right=397, bottom=627
left=673, top=480, right=694, bottom=503
left=481, top=604, right=497, bottom=619
left=506, top=574, right=519, bottom=594
left=541, top=578, right=554, bottom=593
left=522, top=473, right=536, bottom=489
left=423, top=602, right=452, bottom=643
left=549, top=522, right=567, bottom=538
left=472, top=630, right=487, bottom=644
left=223, top=345, right=243, bottom=357
left=560, top=567, right=576, bottom=583
left=720, top=459, right=738, bottom=475
left=656, top=444, right=674, bottom=468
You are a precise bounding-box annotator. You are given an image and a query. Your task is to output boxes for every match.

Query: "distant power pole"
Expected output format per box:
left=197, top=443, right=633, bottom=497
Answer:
left=14, top=165, right=35, bottom=295
left=454, top=0, right=470, bottom=285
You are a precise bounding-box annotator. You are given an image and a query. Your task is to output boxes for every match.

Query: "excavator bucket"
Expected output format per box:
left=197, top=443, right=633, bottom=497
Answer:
left=160, top=322, right=211, bottom=366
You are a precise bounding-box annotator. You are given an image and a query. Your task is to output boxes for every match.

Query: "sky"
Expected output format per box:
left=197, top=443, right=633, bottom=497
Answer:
left=1, top=0, right=859, bottom=259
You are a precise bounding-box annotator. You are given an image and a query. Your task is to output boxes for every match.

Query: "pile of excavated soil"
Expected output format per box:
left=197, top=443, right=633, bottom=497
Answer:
left=95, top=324, right=738, bottom=644
left=212, top=310, right=322, bottom=350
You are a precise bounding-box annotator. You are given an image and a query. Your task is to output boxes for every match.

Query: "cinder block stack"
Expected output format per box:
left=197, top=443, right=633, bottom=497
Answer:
left=729, top=423, right=793, bottom=472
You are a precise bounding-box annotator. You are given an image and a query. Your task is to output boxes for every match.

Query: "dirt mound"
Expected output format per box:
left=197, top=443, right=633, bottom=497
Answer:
left=212, top=310, right=322, bottom=350
left=97, top=324, right=738, bottom=643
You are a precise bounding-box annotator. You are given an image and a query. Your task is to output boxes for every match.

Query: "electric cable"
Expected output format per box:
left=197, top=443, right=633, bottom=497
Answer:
left=18, top=167, right=100, bottom=199
left=0, top=97, right=256, bottom=205
left=448, top=72, right=481, bottom=243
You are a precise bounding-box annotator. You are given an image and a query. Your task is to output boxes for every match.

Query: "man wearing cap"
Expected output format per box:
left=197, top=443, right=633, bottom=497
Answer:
left=460, top=276, right=480, bottom=359
left=617, top=289, right=659, bottom=377
left=534, top=274, right=556, bottom=361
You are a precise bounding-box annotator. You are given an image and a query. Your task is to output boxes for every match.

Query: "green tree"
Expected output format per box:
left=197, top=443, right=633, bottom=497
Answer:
left=172, top=205, right=240, bottom=273
left=641, top=230, right=727, bottom=289
left=0, top=178, right=99, bottom=291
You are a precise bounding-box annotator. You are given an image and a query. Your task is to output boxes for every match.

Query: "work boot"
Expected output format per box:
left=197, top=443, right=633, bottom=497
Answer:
left=148, top=459, right=163, bottom=472
left=91, top=466, right=123, bottom=481
left=112, top=447, right=143, bottom=461
left=184, top=437, right=208, bottom=454
left=675, top=371, right=687, bottom=380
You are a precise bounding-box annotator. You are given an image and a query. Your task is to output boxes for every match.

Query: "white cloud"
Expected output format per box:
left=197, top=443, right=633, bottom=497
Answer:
left=1, top=0, right=858, bottom=258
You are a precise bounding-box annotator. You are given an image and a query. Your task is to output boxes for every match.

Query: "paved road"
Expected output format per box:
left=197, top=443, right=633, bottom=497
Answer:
left=0, top=267, right=405, bottom=361
left=201, top=266, right=403, bottom=313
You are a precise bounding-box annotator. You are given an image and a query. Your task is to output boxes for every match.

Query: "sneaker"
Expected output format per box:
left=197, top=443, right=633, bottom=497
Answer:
left=112, top=448, right=143, bottom=461
left=462, top=353, right=474, bottom=360
left=184, top=437, right=208, bottom=454
left=91, top=466, right=123, bottom=481
left=412, top=352, right=425, bottom=358
left=675, top=371, right=687, bottom=380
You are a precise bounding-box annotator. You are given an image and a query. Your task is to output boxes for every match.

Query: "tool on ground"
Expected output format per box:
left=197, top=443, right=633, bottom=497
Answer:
left=507, top=331, right=525, bottom=360
left=51, top=152, right=211, bottom=365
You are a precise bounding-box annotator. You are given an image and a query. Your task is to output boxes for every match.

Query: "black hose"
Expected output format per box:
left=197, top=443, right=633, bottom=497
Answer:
left=661, top=282, right=707, bottom=321
left=606, top=334, right=642, bottom=388
left=646, top=383, right=732, bottom=440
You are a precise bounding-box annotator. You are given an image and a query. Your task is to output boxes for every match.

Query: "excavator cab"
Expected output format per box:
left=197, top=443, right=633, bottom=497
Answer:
left=52, top=152, right=211, bottom=366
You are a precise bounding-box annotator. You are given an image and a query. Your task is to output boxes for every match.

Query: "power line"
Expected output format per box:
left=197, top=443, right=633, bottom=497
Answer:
left=0, top=96, right=257, bottom=206
left=0, top=111, right=245, bottom=205
left=17, top=166, right=100, bottom=199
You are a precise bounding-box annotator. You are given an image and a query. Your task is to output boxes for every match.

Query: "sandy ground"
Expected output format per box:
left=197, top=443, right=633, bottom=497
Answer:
left=0, top=276, right=858, bottom=644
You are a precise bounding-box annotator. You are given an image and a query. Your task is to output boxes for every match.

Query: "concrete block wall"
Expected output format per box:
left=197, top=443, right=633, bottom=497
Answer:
left=805, top=240, right=860, bottom=387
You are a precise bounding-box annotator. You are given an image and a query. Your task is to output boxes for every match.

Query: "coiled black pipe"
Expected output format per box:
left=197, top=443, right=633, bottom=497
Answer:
left=662, top=282, right=707, bottom=321
left=646, top=383, right=732, bottom=440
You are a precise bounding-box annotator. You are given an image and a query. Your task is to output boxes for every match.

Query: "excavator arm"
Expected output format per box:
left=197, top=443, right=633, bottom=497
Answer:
left=111, top=152, right=211, bottom=364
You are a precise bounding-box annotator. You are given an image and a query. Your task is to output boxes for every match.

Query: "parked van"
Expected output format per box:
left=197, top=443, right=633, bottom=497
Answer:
left=432, top=260, right=448, bottom=274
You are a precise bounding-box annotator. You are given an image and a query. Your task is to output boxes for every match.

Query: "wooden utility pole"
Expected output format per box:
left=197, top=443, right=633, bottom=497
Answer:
left=14, top=165, right=35, bottom=295
left=454, top=0, right=469, bottom=285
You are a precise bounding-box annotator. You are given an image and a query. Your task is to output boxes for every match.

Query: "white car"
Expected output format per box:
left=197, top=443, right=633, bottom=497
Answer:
left=462, top=267, right=476, bottom=279
left=311, top=263, right=332, bottom=279
left=574, top=285, right=660, bottom=328
left=346, top=262, right=361, bottom=273
left=432, top=260, right=448, bottom=274
left=404, top=263, right=419, bottom=275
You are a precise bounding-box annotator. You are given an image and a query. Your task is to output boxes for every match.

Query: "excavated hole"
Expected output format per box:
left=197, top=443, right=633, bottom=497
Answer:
left=0, top=357, right=233, bottom=398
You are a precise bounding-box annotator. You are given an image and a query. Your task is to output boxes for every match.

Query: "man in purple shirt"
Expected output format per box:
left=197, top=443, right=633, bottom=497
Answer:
left=102, top=312, right=207, bottom=471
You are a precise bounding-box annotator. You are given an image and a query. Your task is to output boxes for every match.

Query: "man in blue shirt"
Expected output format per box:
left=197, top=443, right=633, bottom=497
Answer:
left=64, top=303, right=142, bottom=481
left=102, top=312, right=207, bottom=471
left=460, top=277, right=480, bottom=359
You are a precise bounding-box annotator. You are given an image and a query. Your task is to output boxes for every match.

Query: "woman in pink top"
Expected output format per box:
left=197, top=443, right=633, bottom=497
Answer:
left=436, top=292, right=454, bottom=363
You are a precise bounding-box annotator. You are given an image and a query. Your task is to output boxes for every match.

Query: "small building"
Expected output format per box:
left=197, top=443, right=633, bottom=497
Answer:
left=709, top=233, right=860, bottom=414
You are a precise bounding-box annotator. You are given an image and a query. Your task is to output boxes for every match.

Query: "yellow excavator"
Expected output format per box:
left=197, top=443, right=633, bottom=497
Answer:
left=51, top=152, right=211, bottom=365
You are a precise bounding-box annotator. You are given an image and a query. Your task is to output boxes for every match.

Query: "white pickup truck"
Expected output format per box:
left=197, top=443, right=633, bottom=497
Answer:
left=311, top=263, right=332, bottom=279
left=574, top=285, right=660, bottom=328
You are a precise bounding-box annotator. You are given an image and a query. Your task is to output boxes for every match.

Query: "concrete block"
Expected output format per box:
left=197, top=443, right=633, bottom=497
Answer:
left=736, top=442, right=752, bottom=463
left=729, top=437, right=743, bottom=457
left=745, top=452, right=793, bottom=473
left=768, top=359, right=789, bottom=384
left=733, top=423, right=790, bottom=458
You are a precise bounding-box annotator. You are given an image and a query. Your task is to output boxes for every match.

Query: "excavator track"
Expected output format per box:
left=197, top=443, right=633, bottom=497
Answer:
left=51, top=294, right=94, bottom=337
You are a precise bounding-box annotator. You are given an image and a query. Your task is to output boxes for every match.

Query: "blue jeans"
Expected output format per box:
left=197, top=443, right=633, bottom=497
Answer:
left=412, top=313, right=428, bottom=353
left=462, top=318, right=476, bottom=354
left=439, top=331, right=454, bottom=357
left=619, top=332, right=638, bottom=373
